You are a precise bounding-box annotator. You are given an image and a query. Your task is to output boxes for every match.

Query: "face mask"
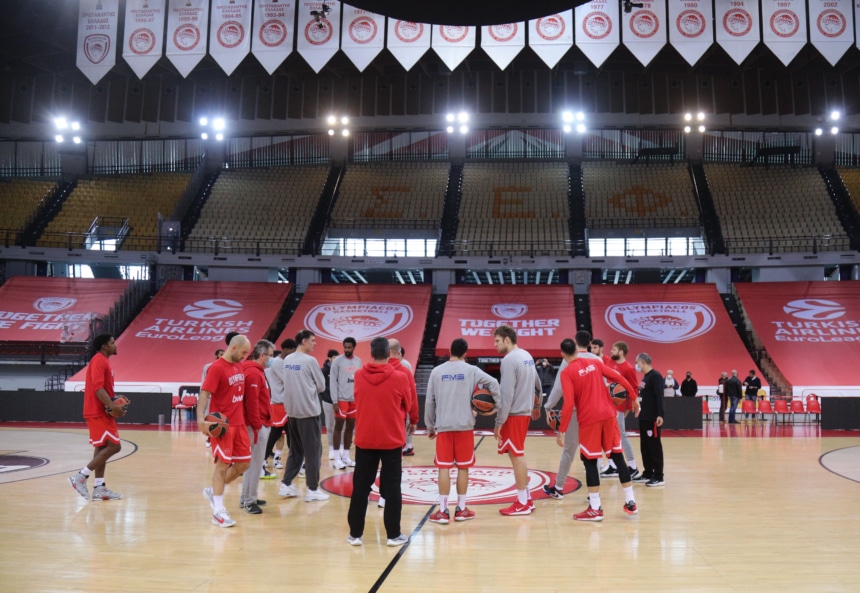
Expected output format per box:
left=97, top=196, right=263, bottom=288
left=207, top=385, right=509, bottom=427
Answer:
left=265, top=358, right=274, bottom=368
left=635, top=364, right=641, bottom=372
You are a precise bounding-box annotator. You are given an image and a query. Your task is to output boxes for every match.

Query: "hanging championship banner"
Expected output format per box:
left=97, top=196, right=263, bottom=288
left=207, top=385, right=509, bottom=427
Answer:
left=621, top=0, right=666, bottom=67
left=166, top=0, right=210, bottom=78
left=251, top=0, right=296, bottom=74
left=123, top=0, right=165, bottom=80
left=575, top=2, right=619, bottom=68
left=77, top=0, right=119, bottom=85
left=481, top=22, right=525, bottom=70
left=528, top=11, right=573, bottom=69
left=341, top=4, right=385, bottom=71
left=386, top=19, right=430, bottom=71
left=715, top=0, right=760, bottom=65
left=762, top=0, right=808, bottom=66
left=209, top=0, right=252, bottom=75
left=667, top=0, right=712, bottom=66
left=431, top=25, right=476, bottom=71
left=809, top=0, right=853, bottom=66
left=297, top=0, right=341, bottom=73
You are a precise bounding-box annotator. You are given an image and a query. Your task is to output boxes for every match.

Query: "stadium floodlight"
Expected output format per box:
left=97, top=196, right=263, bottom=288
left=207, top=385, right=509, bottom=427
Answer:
left=70, top=121, right=81, bottom=131
left=814, top=128, right=823, bottom=136
left=457, top=112, right=469, bottom=123
left=459, top=125, right=468, bottom=135
left=342, top=129, right=350, bottom=137
left=446, top=113, right=455, bottom=123
left=55, top=134, right=64, bottom=143
left=340, top=116, right=349, bottom=125
left=54, top=117, right=68, bottom=130
left=327, top=115, right=337, bottom=125
left=830, top=110, right=840, bottom=121
left=831, top=126, right=839, bottom=135
left=698, top=125, right=706, bottom=133
left=215, top=133, right=224, bottom=141
left=562, top=111, right=574, bottom=123
left=199, top=116, right=208, bottom=126
left=201, top=132, right=209, bottom=140
left=563, top=124, right=572, bottom=134
left=576, top=123, right=586, bottom=134
left=575, top=111, right=585, bottom=122
left=72, top=136, right=82, bottom=144
left=328, top=129, right=335, bottom=136
left=212, top=117, right=226, bottom=131
left=446, top=125, right=454, bottom=134
left=697, top=112, right=705, bottom=121
left=684, top=113, right=692, bottom=122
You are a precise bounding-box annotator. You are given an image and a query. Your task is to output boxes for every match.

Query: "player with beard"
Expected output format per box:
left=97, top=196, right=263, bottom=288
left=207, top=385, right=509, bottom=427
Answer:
left=602, top=341, right=640, bottom=479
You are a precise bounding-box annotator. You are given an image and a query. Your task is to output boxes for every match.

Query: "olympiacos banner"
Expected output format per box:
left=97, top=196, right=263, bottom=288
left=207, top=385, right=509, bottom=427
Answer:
left=297, top=0, right=341, bottom=73
left=341, top=4, right=385, bottom=72
left=77, top=0, right=119, bottom=85
left=432, top=25, right=476, bottom=71
left=808, top=0, right=854, bottom=66
left=667, top=0, right=713, bottom=66
left=209, top=0, right=253, bottom=75
left=251, top=0, right=296, bottom=74
left=621, top=0, right=666, bottom=67
left=386, top=19, right=431, bottom=70
left=575, top=2, right=619, bottom=68
left=761, top=0, right=808, bottom=66
left=166, top=0, right=210, bottom=78
left=480, top=22, right=525, bottom=70
left=715, top=0, right=760, bottom=65
left=528, top=11, right=573, bottom=69
left=123, top=0, right=166, bottom=80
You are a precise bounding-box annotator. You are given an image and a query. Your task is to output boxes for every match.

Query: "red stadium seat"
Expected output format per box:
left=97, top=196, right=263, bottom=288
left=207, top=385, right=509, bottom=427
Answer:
left=774, top=399, right=791, bottom=423
left=174, top=393, right=198, bottom=422
left=757, top=399, right=774, bottom=422
left=702, top=396, right=713, bottom=422
left=171, top=394, right=181, bottom=421
left=741, top=399, right=757, bottom=421
left=789, top=399, right=807, bottom=423
left=805, top=395, right=821, bottom=423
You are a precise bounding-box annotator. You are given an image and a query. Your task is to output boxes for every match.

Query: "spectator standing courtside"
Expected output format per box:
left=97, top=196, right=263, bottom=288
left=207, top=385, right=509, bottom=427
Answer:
left=347, top=337, right=413, bottom=547
left=278, top=330, right=329, bottom=502
left=664, top=370, right=679, bottom=397
left=239, top=339, right=274, bottom=514
left=633, top=353, right=665, bottom=487
left=680, top=371, right=698, bottom=397
left=717, top=371, right=728, bottom=423
left=331, top=338, right=361, bottom=469
left=725, top=370, right=743, bottom=424
left=426, top=338, right=500, bottom=524
left=743, top=369, right=761, bottom=421
left=264, top=339, right=296, bottom=471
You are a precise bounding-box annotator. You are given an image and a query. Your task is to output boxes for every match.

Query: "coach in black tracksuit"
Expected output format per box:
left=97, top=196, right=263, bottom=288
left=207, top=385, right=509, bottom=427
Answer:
left=634, top=353, right=665, bottom=487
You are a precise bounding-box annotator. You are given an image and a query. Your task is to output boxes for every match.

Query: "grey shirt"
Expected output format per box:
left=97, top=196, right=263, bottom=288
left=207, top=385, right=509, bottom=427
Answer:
left=265, top=356, right=286, bottom=404
left=545, top=351, right=600, bottom=410
left=282, top=351, right=326, bottom=418
left=425, top=360, right=500, bottom=433
left=495, top=347, right=542, bottom=427
left=329, top=354, right=362, bottom=404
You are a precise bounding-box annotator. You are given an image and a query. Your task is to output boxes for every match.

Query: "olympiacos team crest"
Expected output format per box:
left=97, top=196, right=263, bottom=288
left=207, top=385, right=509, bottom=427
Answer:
left=33, top=297, right=77, bottom=313
left=304, top=302, right=413, bottom=342
left=605, top=302, right=715, bottom=343
left=491, top=303, right=528, bottom=319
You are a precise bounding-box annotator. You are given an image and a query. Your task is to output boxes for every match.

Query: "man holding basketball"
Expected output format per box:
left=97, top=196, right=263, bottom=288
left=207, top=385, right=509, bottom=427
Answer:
left=68, top=333, right=126, bottom=502
left=198, top=334, right=252, bottom=528
left=493, top=325, right=542, bottom=516
left=425, top=338, right=500, bottom=524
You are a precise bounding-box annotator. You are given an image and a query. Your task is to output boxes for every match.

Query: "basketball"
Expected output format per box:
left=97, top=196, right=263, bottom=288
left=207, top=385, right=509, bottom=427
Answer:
left=105, top=396, right=130, bottom=418
left=471, top=386, right=496, bottom=415
left=609, top=382, right=628, bottom=406
left=204, top=411, right=229, bottom=438
left=546, top=408, right=561, bottom=431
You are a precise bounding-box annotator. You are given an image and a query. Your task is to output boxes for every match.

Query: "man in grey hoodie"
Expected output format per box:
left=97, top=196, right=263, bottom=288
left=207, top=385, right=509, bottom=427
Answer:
left=425, top=338, right=500, bottom=525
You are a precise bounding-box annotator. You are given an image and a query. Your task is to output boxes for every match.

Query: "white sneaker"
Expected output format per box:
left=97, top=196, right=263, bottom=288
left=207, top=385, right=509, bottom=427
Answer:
left=343, top=454, right=356, bottom=467
left=278, top=483, right=299, bottom=498
left=386, top=534, right=409, bottom=547
left=328, top=449, right=335, bottom=460
left=305, top=489, right=330, bottom=502
left=333, top=457, right=346, bottom=470
left=298, top=465, right=306, bottom=478
left=212, top=507, right=236, bottom=528
left=347, top=535, right=363, bottom=546
left=378, top=497, right=386, bottom=508
left=274, top=457, right=284, bottom=470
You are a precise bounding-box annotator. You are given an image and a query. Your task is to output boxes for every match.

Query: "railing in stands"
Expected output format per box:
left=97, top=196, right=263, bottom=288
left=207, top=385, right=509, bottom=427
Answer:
left=583, top=129, right=684, bottom=161
left=447, top=239, right=575, bottom=258
left=88, top=139, right=204, bottom=174
left=0, top=341, right=89, bottom=364
left=587, top=217, right=701, bottom=229
left=327, top=219, right=440, bottom=231
left=0, top=141, right=62, bottom=177
left=724, top=235, right=852, bottom=255
left=350, top=131, right=449, bottom=161
left=588, top=236, right=707, bottom=257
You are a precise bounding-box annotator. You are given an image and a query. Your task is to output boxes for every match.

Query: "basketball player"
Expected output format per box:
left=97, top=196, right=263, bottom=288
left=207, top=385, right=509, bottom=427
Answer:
left=321, top=349, right=339, bottom=462
left=542, top=335, right=598, bottom=500
left=389, top=339, right=418, bottom=456
left=559, top=344, right=639, bottom=521
left=590, top=338, right=612, bottom=365
left=426, top=338, right=500, bottom=524
left=347, top=337, right=413, bottom=547
left=68, top=333, right=126, bottom=502
left=602, top=341, right=640, bottom=479
left=199, top=335, right=252, bottom=528
left=493, top=324, right=542, bottom=516
left=265, top=339, right=296, bottom=471
left=278, top=330, right=329, bottom=502
left=330, top=337, right=361, bottom=469
left=239, top=339, right=274, bottom=514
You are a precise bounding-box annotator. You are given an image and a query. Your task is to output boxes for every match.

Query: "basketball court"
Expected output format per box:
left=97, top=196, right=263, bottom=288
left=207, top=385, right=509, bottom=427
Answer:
left=1, top=423, right=859, bottom=592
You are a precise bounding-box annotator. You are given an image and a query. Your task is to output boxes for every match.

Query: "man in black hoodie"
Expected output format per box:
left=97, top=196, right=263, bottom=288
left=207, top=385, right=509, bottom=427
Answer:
left=633, top=353, right=665, bottom=487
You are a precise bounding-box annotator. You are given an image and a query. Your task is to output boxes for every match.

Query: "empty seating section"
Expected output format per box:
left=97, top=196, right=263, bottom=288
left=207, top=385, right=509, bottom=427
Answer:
left=330, top=162, right=449, bottom=228
left=0, top=178, right=57, bottom=231
left=705, top=164, right=847, bottom=252
left=188, top=166, right=329, bottom=246
left=838, top=168, right=860, bottom=213
left=455, top=162, right=570, bottom=255
left=38, top=173, right=189, bottom=250
left=582, top=161, right=699, bottom=227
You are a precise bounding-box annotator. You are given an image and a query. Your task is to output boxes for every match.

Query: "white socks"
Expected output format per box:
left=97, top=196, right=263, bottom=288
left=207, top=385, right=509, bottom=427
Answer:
left=589, top=493, right=601, bottom=510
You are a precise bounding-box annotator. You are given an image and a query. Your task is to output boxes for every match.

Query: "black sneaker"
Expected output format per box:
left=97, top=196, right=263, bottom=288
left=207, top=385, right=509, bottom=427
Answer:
left=243, top=501, right=263, bottom=514
left=402, top=447, right=415, bottom=457
left=645, top=478, right=665, bottom=487
left=600, top=465, right=619, bottom=476
left=632, top=474, right=651, bottom=484
left=628, top=467, right=641, bottom=480
left=254, top=499, right=267, bottom=506
left=542, top=485, right=563, bottom=500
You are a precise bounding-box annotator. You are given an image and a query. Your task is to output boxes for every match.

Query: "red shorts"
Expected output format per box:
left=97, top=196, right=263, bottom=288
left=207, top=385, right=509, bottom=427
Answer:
left=86, top=415, right=120, bottom=446
left=270, top=403, right=287, bottom=427
left=434, top=430, right=476, bottom=468
left=497, top=415, right=530, bottom=457
left=336, top=400, right=356, bottom=419
left=211, top=424, right=251, bottom=464
left=578, top=417, right=622, bottom=460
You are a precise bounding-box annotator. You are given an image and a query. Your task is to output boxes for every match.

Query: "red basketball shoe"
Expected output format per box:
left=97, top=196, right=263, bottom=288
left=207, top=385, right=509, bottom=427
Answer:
left=573, top=506, right=604, bottom=521
left=499, top=500, right=532, bottom=516
left=429, top=509, right=450, bottom=524
left=454, top=506, right=475, bottom=522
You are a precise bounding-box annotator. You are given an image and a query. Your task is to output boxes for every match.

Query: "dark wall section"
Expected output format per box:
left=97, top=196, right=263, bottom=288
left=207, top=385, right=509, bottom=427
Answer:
left=0, top=391, right=172, bottom=424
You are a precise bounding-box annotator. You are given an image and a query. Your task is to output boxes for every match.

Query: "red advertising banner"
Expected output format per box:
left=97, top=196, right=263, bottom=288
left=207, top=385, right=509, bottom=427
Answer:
left=735, top=281, right=860, bottom=394
left=436, top=285, right=577, bottom=358
left=66, top=281, right=291, bottom=394
left=590, top=284, right=762, bottom=392
left=0, top=277, right=130, bottom=342
left=276, top=284, right=431, bottom=369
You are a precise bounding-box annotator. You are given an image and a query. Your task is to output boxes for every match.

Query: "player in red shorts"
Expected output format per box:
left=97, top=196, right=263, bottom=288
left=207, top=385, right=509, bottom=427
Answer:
left=198, top=334, right=252, bottom=528
left=559, top=352, right=640, bottom=522
left=68, top=333, right=127, bottom=502
left=425, top=338, right=500, bottom=524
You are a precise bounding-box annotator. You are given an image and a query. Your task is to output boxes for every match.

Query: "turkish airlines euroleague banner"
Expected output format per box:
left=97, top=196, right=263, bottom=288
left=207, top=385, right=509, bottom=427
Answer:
left=436, top=285, right=577, bottom=358
left=77, top=0, right=119, bottom=85
left=166, top=0, right=210, bottom=78
left=762, top=0, right=808, bottom=66
left=590, top=284, right=761, bottom=391
left=277, top=284, right=431, bottom=370
left=209, top=0, right=253, bottom=75
left=735, top=282, right=860, bottom=393
left=0, top=277, right=129, bottom=343
left=715, top=0, right=760, bottom=65
left=621, top=0, right=666, bottom=67
left=66, top=281, right=291, bottom=394
left=809, top=0, right=853, bottom=66
left=123, top=0, right=166, bottom=80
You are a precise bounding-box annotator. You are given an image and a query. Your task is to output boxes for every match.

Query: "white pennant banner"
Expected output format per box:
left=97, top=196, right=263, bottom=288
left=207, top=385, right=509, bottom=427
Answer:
left=575, top=2, right=619, bottom=68
left=481, top=23, right=525, bottom=70
left=621, top=0, right=667, bottom=67
left=431, top=25, right=476, bottom=71
left=386, top=20, right=430, bottom=71
left=715, top=0, right=760, bottom=65
left=762, top=0, right=807, bottom=66
left=77, top=0, right=120, bottom=85
left=123, top=0, right=166, bottom=80
left=166, top=0, right=210, bottom=78
left=251, top=0, right=296, bottom=75
left=668, top=0, right=713, bottom=66
left=809, top=0, right=853, bottom=66
left=297, top=1, right=341, bottom=73
left=528, top=11, right=573, bottom=69
left=341, top=4, right=385, bottom=72
left=209, top=0, right=252, bottom=75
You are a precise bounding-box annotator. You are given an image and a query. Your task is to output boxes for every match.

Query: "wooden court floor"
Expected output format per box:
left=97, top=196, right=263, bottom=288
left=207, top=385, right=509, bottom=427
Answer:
left=1, top=422, right=859, bottom=593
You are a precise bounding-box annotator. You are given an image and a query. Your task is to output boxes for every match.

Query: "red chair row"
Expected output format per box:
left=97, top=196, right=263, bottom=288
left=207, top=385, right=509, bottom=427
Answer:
left=703, top=395, right=821, bottom=424
left=171, top=393, right=198, bottom=421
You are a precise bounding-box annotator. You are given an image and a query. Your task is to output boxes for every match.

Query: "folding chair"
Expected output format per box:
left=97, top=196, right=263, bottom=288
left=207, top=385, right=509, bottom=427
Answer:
left=805, top=395, right=822, bottom=423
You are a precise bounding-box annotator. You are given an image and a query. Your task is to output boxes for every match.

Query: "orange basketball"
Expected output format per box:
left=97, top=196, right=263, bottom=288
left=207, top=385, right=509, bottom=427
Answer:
left=609, top=382, right=628, bottom=406
left=471, top=386, right=496, bottom=415
left=204, top=411, right=229, bottom=438
left=546, top=408, right=562, bottom=431
left=105, top=396, right=130, bottom=418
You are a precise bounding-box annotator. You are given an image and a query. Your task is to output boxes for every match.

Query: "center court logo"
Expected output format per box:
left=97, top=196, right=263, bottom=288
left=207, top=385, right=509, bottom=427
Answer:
left=33, top=297, right=77, bottom=313
left=605, top=302, right=715, bottom=343
left=782, top=299, right=845, bottom=320
left=491, top=304, right=528, bottom=319
left=322, top=466, right=579, bottom=505
left=304, top=302, right=413, bottom=342
left=183, top=299, right=243, bottom=320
